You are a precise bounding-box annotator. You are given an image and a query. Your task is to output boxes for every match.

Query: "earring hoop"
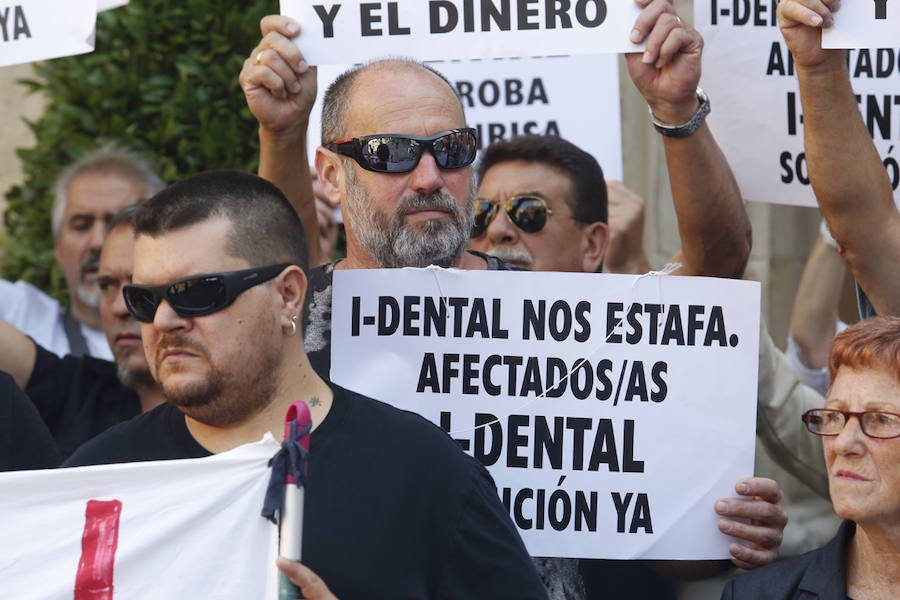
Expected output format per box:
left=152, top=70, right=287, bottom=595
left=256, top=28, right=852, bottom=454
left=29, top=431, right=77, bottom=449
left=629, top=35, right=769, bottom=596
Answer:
left=288, top=315, right=298, bottom=337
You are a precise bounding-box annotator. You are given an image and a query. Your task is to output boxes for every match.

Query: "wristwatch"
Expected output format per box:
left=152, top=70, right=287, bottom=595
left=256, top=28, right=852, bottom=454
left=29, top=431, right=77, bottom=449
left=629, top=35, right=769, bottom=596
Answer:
left=649, top=88, right=710, bottom=138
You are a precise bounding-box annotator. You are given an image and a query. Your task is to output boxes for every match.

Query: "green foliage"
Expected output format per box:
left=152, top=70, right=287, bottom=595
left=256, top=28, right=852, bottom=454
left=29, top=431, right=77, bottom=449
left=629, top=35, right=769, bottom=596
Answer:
left=2, top=0, right=277, bottom=303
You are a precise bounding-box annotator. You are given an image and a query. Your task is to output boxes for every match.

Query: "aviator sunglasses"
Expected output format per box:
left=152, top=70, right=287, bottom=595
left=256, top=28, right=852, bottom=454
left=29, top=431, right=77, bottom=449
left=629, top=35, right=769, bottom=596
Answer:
left=122, top=263, right=291, bottom=323
left=324, top=128, right=478, bottom=174
left=471, top=196, right=554, bottom=238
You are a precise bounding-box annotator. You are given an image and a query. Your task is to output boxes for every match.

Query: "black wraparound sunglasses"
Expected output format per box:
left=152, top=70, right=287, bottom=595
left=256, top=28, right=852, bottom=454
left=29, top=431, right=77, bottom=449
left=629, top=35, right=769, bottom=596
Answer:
left=323, top=128, right=478, bottom=174
left=471, top=195, right=554, bottom=238
left=123, top=264, right=291, bottom=323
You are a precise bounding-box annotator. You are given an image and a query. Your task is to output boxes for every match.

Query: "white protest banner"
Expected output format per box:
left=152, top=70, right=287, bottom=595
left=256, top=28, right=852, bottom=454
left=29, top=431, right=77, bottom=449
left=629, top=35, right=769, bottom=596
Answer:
left=330, top=269, right=759, bottom=559
left=0, top=438, right=279, bottom=598
left=696, top=3, right=900, bottom=206
left=307, top=55, right=623, bottom=181
left=280, top=0, right=642, bottom=65
left=0, top=0, right=97, bottom=68
left=823, top=2, right=899, bottom=48
left=98, top=0, right=128, bottom=11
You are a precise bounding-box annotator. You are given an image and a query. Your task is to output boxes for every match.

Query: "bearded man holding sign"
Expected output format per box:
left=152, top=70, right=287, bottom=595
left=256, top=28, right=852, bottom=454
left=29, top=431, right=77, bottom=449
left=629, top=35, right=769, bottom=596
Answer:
left=238, top=0, right=785, bottom=596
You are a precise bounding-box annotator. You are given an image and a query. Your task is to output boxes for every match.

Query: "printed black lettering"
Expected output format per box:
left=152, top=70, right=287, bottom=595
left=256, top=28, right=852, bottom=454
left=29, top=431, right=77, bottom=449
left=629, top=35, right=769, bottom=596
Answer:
left=462, top=354, right=481, bottom=394
left=482, top=354, right=503, bottom=395
left=474, top=413, right=503, bottom=465
left=518, top=0, right=540, bottom=29
left=546, top=0, right=573, bottom=28
left=312, top=4, right=341, bottom=38
left=575, top=0, right=606, bottom=27
left=588, top=418, right=619, bottom=472
left=482, top=0, right=512, bottom=31
left=360, top=3, right=383, bottom=36
left=442, top=353, right=460, bottom=393
left=523, top=299, right=546, bottom=340
left=507, top=414, right=530, bottom=467
left=403, top=295, right=420, bottom=336
left=430, top=0, right=458, bottom=33
left=416, top=353, right=440, bottom=392
left=534, top=416, right=564, bottom=468
left=520, top=356, right=544, bottom=396
left=611, top=492, right=633, bottom=533
left=622, top=420, right=645, bottom=472
left=606, top=302, right=624, bottom=343
left=378, top=296, right=399, bottom=335
left=387, top=2, right=411, bottom=34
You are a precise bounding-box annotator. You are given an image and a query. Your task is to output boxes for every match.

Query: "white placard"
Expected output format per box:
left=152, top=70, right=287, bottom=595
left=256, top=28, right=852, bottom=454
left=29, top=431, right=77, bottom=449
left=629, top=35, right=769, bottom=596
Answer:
left=823, top=2, right=899, bottom=48
left=0, top=438, right=279, bottom=598
left=281, top=0, right=642, bottom=65
left=98, top=0, right=128, bottom=11
left=696, top=3, right=900, bottom=207
left=308, top=55, right=623, bottom=182
left=0, top=0, right=97, bottom=68
left=330, top=269, right=760, bottom=559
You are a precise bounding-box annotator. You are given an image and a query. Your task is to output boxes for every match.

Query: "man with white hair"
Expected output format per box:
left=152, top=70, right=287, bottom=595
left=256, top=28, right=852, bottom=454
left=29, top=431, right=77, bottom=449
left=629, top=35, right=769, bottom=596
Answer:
left=0, top=144, right=163, bottom=359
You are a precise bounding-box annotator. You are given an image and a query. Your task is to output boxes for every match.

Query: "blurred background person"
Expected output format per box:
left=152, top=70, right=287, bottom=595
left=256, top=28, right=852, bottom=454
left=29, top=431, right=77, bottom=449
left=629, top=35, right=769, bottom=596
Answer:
left=0, top=143, right=162, bottom=359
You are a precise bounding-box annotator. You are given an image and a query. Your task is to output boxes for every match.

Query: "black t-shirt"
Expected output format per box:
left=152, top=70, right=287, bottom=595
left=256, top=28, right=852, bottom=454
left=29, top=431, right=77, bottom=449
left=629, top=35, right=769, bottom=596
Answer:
left=0, top=371, right=63, bottom=471
left=65, top=386, right=547, bottom=600
left=26, top=344, right=141, bottom=458
left=304, top=251, right=521, bottom=380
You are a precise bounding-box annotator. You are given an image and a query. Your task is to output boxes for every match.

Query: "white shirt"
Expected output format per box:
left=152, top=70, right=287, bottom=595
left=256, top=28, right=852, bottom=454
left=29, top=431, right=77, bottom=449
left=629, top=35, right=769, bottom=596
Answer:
left=0, top=279, right=113, bottom=360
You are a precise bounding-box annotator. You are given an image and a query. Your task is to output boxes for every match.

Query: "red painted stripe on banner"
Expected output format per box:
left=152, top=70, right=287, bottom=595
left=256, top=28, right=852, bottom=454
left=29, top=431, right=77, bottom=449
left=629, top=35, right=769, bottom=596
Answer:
left=74, top=500, right=122, bottom=600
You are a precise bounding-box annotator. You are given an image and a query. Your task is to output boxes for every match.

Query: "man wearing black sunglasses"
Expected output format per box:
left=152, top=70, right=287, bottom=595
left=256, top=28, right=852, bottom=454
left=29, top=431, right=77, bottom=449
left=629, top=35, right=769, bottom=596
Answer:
left=64, top=170, right=546, bottom=600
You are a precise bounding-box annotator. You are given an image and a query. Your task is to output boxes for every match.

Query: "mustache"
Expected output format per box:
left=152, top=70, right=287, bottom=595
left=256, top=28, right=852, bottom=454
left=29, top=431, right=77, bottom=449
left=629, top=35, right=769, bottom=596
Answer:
left=78, top=253, right=101, bottom=278
left=398, top=192, right=460, bottom=217
left=484, top=246, right=533, bottom=266
left=155, top=333, right=208, bottom=363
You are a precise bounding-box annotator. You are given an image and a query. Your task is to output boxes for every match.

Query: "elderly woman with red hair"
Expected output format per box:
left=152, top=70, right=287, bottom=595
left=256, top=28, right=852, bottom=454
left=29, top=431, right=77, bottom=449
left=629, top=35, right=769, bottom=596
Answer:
left=722, top=316, right=900, bottom=599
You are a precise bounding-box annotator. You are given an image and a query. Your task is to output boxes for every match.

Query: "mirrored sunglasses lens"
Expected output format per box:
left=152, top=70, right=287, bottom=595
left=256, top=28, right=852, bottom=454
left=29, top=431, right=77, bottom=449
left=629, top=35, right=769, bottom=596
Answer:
left=471, top=200, right=495, bottom=237
left=433, top=130, right=476, bottom=169
left=362, top=137, right=420, bottom=173
left=124, top=287, right=159, bottom=322
left=510, top=197, right=548, bottom=233
left=169, top=276, right=227, bottom=315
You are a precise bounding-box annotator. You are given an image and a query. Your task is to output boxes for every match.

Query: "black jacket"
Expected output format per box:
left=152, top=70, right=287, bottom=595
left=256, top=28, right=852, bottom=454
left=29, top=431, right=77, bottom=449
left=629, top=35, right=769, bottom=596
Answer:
left=721, top=520, right=853, bottom=600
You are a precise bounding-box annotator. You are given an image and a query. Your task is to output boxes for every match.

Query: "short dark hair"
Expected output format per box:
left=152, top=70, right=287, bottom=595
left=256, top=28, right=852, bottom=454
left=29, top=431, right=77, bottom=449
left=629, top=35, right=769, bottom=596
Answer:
left=477, top=135, right=608, bottom=225
left=321, top=58, right=464, bottom=144
left=107, top=203, right=140, bottom=233
left=133, top=170, right=309, bottom=275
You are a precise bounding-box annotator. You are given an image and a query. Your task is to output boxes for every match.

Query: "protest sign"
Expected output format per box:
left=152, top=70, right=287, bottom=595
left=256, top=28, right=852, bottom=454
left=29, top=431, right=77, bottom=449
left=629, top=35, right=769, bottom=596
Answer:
left=0, top=0, right=97, bottom=68
left=280, top=0, right=642, bottom=65
left=823, top=2, right=899, bottom=48
left=307, top=55, right=623, bottom=182
left=0, top=438, right=279, bottom=598
left=98, top=0, right=128, bottom=11
left=330, top=269, right=760, bottom=559
left=696, top=2, right=900, bottom=207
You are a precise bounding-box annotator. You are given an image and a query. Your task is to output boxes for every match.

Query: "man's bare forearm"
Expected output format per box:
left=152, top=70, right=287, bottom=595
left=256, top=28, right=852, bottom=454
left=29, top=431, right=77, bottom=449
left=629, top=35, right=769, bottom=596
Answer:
left=797, top=54, right=900, bottom=315
left=258, top=126, right=322, bottom=267
left=663, top=124, right=752, bottom=278
left=0, top=318, right=37, bottom=389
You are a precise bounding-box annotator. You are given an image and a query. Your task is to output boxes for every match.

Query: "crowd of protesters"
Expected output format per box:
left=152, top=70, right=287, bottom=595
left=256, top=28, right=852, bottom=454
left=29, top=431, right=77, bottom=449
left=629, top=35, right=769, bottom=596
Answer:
left=1, top=0, right=898, bottom=598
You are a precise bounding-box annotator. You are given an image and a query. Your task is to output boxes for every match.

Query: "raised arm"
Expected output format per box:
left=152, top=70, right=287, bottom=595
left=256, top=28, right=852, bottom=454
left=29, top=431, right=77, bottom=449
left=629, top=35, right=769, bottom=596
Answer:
left=240, top=15, right=322, bottom=266
left=778, top=0, right=900, bottom=316
left=0, top=317, right=37, bottom=390
left=628, top=0, right=752, bottom=279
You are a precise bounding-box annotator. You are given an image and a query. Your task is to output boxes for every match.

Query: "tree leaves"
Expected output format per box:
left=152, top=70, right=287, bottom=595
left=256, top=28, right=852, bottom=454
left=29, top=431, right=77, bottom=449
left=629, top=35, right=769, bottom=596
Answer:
left=2, top=0, right=275, bottom=302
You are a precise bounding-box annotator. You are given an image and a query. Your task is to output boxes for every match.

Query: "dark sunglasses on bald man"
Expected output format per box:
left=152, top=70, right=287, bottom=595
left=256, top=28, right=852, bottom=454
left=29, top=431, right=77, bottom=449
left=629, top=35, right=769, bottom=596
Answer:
left=324, top=128, right=478, bottom=174
left=471, top=196, right=553, bottom=238
left=122, top=263, right=291, bottom=323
